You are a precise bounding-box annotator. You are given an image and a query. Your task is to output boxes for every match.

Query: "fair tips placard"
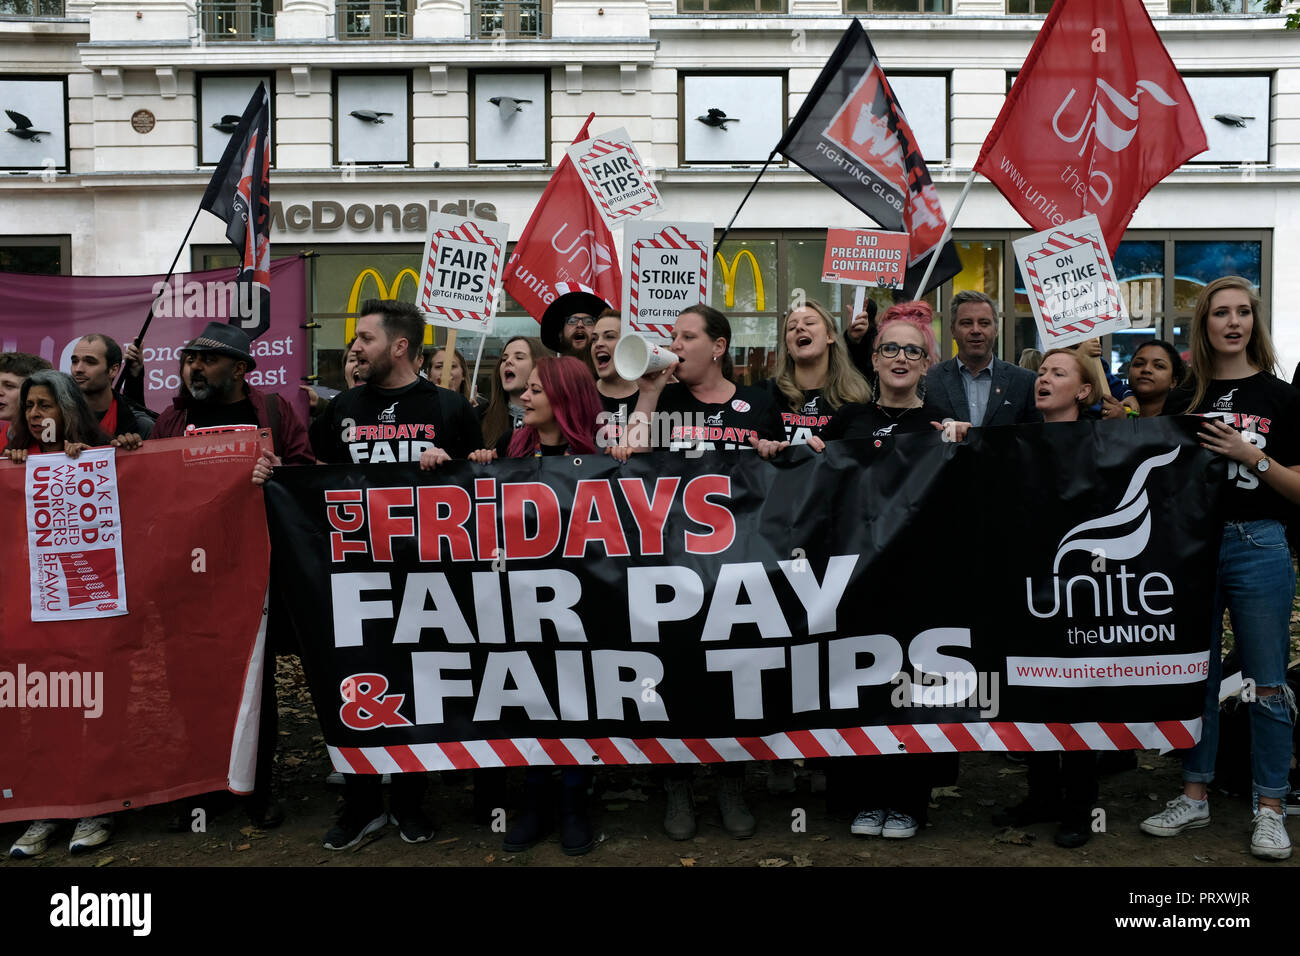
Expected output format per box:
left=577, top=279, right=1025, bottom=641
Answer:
left=566, top=127, right=663, bottom=229
left=417, top=212, right=509, bottom=334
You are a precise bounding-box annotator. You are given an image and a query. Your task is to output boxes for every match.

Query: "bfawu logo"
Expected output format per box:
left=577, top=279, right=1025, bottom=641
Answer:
left=50, top=886, right=151, bottom=936
left=378, top=401, right=399, bottom=424
left=1213, top=388, right=1237, bottom=412
left=1025, top=447, right=1180, bottom=620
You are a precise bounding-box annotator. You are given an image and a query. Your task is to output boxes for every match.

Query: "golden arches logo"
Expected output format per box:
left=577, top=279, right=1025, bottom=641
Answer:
left=344, top=267, right=434, bottom=345
left=714, top=249, right=765, bottom=312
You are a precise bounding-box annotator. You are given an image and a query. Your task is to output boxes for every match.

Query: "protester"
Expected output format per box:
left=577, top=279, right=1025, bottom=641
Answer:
left=986, top=347, right=1103, bottom=849
left=302, top=341, right=362, bottom=416
left=467, top=356, right=604, bottom=855
left=481, top=336, right=545, bottom=450
left=69, top=334, right=153, bottom=441
left=842, top=298, right=878, bottom=380
left=1123, top=339, right=1185, bottom=418
left=1073, top=336, right=1131, bottom=419
left=589, top=310, right=639, bottom=447
left=428, top=347, right=483, bottom=408
left=307, top=299, right=482, bottom=850
left=539, top=282, right=607, bottom=361
left=1141, top=276, right=1300, bottom=861
left=925, top=290, right=1040, bottom=426
left=627, top=304, right=786, bottom=460
left=6, top=369, right=141, bottom=858
left=1018, top=348, right=1043, bottom=372
left=767, top=299, right=871, bottom=445
left=0, top=351, right=52, bottom=453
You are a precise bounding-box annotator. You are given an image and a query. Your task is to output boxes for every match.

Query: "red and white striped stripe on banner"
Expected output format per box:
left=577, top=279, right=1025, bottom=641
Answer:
left=419, top=220, right=502, bottom=325
left=327, top=718, right=1201, bottom=772
left=1026, top=230, right=1122, bottom=339
left=628, top=225, right=708, bottom=340
left=578, top=138, right=659, bottom=222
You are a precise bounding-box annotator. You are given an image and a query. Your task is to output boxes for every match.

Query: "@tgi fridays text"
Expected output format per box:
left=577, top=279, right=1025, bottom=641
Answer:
left=325, top=473, right=985, bottom=726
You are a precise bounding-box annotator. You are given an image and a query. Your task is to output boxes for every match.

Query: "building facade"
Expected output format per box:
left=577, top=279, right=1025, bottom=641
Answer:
left=1, top=0, right=1297, bottom=389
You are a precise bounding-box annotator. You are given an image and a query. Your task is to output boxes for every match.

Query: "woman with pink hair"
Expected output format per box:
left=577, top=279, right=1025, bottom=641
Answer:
left=467, top=355, right=603, bottom=856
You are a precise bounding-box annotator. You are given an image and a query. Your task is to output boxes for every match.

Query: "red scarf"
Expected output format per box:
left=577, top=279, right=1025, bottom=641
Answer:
left=99, top=397, right=119, bottom=437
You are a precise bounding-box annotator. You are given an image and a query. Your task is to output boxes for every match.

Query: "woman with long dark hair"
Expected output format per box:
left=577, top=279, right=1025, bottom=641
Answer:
left=1140, top=276, right=1300, bottom=860
left=1124, top=339, right=1186, bottom=418
left=467, top=356, right=602, bottom=855
left=480, top=336, right=546, bottom=451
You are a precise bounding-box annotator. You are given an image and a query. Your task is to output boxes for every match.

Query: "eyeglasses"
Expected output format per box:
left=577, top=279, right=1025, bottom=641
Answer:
left=565, top=315, right=597, bottom=327
left=875, top=342, right=927, bottom=361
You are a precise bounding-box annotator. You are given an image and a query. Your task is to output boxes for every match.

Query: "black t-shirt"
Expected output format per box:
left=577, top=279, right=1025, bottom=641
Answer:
left=652, top=381, right=784, bottom=452
left=598, top=389, right=637, bottom=443
left=822, top=400, right=947, bottom=442
left=310, top=378, right=483, bottom=464
left=186, top=397, right=258, bottom=431
left=762, top=381, right=839, bottom=445
left=1165, top=372, right=1300, bottom=522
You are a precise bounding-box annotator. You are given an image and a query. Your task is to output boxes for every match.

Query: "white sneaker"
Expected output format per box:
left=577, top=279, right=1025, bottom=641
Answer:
left=882, top=810, right=919, bottom=839
left=10, top=820, right=58, bottom=858
left=1140, top=795, right=1211, bottom=837
left=1250, top=807, right=1292, bottom=860
left=69, top=816, right=113, bottom=854
left=850, top=808, right=885, bottom=836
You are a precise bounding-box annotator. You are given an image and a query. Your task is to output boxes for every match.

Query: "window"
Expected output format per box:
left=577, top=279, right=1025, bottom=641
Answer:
left=0, top=0, right=64, bottom=16
left=680, top=73, right=787, bottom=166
left=199, top=0, right=276, bottom=40
left=1006, top=0, right=1054, bottom=12
left=197, top=74, right=274, bottom=166
left=843, top=0, right=947, bottom=12
left=0, top=75, right=68, bottom=172
left=335, top=73, right=412, bottom=166
left=680, top=0, right=783, bottom=11
left=471, top=71, right=549, bottom=164
left=470, top=0, right=549, bottom=38
left=0, top=236, right=68, bottom=275
left=1169, top=0, right=1270, bottom=12
left=336, top=0, right=410, bottom=39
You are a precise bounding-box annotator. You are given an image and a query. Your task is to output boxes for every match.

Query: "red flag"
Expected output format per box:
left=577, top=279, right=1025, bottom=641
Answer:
left=504, top=114, right=622, bottom=322
left=975, top=0, right=1206, bottom=254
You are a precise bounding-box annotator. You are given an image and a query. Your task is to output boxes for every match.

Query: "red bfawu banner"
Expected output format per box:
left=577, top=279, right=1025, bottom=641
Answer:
left=503, top=113, right=622, bottom=321
left=0, top=435, right=270, bottom=824
left=975, top=0, right=1207, bottom=254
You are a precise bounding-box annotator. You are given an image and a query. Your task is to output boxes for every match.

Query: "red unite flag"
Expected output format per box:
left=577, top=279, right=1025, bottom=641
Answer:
left=503, top=114, right=622, bottom=321
left=975, top=0, right=1207, bottom=255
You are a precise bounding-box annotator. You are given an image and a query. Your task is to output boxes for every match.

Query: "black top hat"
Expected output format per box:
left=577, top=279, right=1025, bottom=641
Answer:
left=540, top=282, right=610, bottom=353
left=180, top=321, right=257, bottom=370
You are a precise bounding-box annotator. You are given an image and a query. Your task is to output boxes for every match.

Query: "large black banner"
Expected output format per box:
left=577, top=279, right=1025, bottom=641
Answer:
left=265, top=418, right=1224, bottom=772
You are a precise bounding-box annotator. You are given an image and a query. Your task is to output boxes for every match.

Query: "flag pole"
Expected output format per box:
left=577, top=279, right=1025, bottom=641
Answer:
left=914, top=167, right=977, bottom=298
left=469, top=331, right=487, bottom=404
left=114, top=203, right=205, bottom=391
left=714, top=148, right=779, bottom=253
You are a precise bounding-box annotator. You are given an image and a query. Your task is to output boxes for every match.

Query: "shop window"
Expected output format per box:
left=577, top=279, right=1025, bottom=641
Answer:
left=844, top=0, right=947, bottom=11
left=0, top=236, right=68, bottom=274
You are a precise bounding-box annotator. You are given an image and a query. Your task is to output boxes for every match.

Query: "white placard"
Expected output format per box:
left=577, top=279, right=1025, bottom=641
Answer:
left=1013, top=214, right=1130, bottom=350
left=621, top=220, right=713, bottom=345
left=566, top=127, right=663, bottom=229
left=416, top=212, right=510, bottom=334
left=26, top=447, right=127, bottom=622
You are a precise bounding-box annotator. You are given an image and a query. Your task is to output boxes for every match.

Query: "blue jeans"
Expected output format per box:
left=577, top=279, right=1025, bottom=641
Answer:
left=1183, top=520, right=1297, bottom=799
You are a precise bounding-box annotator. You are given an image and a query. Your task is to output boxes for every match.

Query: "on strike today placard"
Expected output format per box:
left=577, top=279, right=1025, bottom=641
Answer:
left=821, top=228, right=910, bottom=289
left=1013, top=214, right=1130, bottom=349
left=621, top=220, right=712, bottom=344
left=566, top=127, right=663, bottom=229
left=417, top=212, right=509, bottom=333
left=25, top=447, right=127, bottom=622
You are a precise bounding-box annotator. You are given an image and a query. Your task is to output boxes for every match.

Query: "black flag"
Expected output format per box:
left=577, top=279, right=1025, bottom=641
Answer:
left=200, top=83, right=271, bottom=339
left=777, top=19, right=961, bottom=299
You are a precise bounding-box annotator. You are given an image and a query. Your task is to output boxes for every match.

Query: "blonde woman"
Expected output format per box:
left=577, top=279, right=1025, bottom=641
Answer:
left=767, top=299, right=871, bottom=445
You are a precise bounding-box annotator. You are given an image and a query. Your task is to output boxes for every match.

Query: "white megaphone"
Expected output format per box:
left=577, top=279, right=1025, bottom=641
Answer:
left=614, top=333, right=679, bottom=380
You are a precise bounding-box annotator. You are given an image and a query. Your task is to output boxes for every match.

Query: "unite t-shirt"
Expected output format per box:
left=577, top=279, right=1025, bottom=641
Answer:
left=310, top=378, right=483, bottom=464
left=652, top=382, right=784, bottom=452
left=762, top=382, right=838, bottom=445
left=1165, top=372, right=1300, bottom=522
left=599, top=389, right=637, bottom=443
left=822, top=401, right=948, bottom=442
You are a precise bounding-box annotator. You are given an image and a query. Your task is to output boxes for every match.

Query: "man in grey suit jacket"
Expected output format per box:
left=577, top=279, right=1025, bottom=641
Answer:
left=925, top=290, right=1041, bottom=427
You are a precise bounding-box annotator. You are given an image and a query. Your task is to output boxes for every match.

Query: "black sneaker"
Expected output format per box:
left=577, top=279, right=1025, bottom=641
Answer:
left=991, top=798, right=1060, bottom=828
left=323, top=805, right=388, bottom=851
left=392, top=809, right=435, bottom=844
left=1054, top=818, right=1091, bottom=849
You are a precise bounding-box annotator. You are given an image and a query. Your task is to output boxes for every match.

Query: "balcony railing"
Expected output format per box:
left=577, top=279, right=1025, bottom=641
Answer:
left=0, top=0, right=65, bottom=16
left=471, top=0, right=548, bottom=39
left=337, top=0, right=410, bottom=39
left=199, top=0, right=275, bottom=40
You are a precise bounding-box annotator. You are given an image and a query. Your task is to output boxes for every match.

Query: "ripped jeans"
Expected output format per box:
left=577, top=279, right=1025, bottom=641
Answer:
left=1183, top=520, right=1297, bottom=800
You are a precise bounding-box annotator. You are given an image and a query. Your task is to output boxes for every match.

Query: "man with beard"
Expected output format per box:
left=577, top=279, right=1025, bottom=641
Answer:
left=539, top=282, right=607, bottom=367
left=308, top=298, right=482, bottom=851
left=153, top=322, right=313, bottom=830
left=69, top=334, right=154, bottom=441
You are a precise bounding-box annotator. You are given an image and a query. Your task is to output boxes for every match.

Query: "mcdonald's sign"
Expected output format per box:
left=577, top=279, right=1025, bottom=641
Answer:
left=714, top=249, right=766, bottom=312
left=343, top=267, right=435, bottom=345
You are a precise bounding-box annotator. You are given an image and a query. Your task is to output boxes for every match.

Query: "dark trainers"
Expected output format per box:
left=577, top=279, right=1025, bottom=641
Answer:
left=718, top=775, right=756, bottom=839
left=992, top=798, right=1060, bottom=828
left=323, top=805, right=388, bottom=851
left=503, top=808, right=549, bottom=852
left=663, top=778, right=697, bottom=840
left=392, top=809, right=435, bottom=844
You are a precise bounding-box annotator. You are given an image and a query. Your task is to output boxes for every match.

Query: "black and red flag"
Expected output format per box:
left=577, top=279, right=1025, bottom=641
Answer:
left=776, top=19, right=961, bottom=299
left=201, top=82, right=272, bottom=339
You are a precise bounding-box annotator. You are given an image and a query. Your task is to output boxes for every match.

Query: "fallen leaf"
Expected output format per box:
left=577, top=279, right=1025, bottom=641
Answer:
left=436, top=837, right=459, bottom=846
left=792, top=854, right=812, bottom=867
left=997, top=767, right=1027, bottom=776
left=93, top=856, right=115, bottom=867
left=1139, top=763, right=1155, bottom=771
left=235, top=843, right=251, bottom=851
left=239, top=826, right=256, bottom=837
left=283, top=755, right=304, bottom=767
left=811, top=834, right=830, bottom=842
left=994, top=829, right=1034, bottom=846
left=1147, top=793, right=1160, bottom=801
left=679, top=857, right=696, bottom=867
left=605, top=802, right=629, bottom=812
left=758, top=858, right=789, bottom=867
left=484, top=853, right=496, bottom=863
left=600, top=788, right=649, bottom=803
left=931, top=786, right=961, bottom=799
left=1194, top=854, right=1213, bottom=864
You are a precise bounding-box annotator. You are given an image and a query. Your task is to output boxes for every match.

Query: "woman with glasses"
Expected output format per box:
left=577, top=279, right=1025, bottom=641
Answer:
left=767, top=299, right=872, bottom=446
